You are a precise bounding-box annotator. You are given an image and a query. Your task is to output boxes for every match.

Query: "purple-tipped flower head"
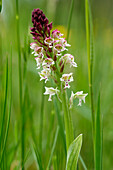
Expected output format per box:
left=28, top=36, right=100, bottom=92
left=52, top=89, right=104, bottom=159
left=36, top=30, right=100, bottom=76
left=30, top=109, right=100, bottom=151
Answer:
left=31, top=8, right=52, bottom=38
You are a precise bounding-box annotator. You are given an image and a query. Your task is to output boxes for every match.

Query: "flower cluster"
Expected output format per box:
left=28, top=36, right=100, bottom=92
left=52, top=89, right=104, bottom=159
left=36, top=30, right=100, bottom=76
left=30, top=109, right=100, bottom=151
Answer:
left=30, top=8, right=88, bottom=107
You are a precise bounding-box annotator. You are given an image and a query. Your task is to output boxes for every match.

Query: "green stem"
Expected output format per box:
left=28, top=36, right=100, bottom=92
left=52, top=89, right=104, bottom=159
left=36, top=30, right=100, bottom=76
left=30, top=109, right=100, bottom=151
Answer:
left=16, top=0, right=23, bottom=169
left=62, top=91, right=73, bottom=150
left=39, top=81, right=45, bottom=154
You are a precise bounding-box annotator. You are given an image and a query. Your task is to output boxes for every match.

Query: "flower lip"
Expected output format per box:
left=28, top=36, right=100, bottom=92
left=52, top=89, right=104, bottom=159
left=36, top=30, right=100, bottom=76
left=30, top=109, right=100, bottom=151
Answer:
left=52, top=29, right=63, bottom=38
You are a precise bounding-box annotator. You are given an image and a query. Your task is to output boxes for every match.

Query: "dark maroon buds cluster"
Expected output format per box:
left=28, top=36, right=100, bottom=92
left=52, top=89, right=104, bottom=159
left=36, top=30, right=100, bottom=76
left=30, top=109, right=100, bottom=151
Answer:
left=31, top=8, right=52, bottom=39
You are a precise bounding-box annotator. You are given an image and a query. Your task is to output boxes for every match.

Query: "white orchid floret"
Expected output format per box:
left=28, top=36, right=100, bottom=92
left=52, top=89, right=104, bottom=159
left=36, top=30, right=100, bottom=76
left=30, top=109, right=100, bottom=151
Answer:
left=30, top=42, right=38, bottom=50
left=32, top=46, right=44, bottom=57
left=60, top=73, right=74, bottom=89
left=44, top=37, right=54, bottom=48
left=52, top=29, right=63, bottom=39
left=70, top=91, right=88, bottom=108
left=38, top=68, right=51, bottom=83
left=60, top=54, right=77, bottom=68
left=53, top=44, right=67, bottom=56
left=59, top=38, right=71, bottom=47
left=42, top=58, right=54, bottom=68
left=44, top=87, right=59, bottom=101
left=35, top=57, right=43, bottom=69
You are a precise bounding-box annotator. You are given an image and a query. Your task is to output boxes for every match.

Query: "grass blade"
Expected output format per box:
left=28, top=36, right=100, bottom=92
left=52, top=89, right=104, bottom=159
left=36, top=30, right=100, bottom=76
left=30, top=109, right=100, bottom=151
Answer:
left=95, top=91, right=102, bottom=170
left=0, top=48, right=12, bottom=165
left=31, top=141, right=43, bottom=170
left=47, top=126, right=59, bottom=170
left=0, top=57, right=8, bottom=153
left=85, top=0, right=95, bottom=148
left=16, top=0, right=24, bottom=169
left=67, top=0, right=74, bottom=41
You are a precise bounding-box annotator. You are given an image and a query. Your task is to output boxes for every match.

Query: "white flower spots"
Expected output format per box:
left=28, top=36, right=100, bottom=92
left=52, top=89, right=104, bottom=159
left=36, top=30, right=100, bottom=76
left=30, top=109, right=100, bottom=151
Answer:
left=44, top=87, right=59, bottom=101
left=60, top=73, right=74, bottom=89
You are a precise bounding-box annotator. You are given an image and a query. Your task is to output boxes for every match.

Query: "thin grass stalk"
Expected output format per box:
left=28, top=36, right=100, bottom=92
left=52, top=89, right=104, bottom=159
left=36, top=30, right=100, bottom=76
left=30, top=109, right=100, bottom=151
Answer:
left=66, top=0, right=74, bottom=41
left=31, top=140, right=43, bottom=170
left=0, top=48, right=12, bottom=165
left=85, top=0, right=95, bottom=142
left=85, top=0, right=95, bottom=169
left=15, top=0, right=24, bottom=169
left=88, top=0, right=95, bottom=136
left=47, top=126, right=59, bottom=170
left=39, top=81, right=45, bottom=154
left=0, top=58, right=8, bottom=154
left=95, top=92, right=102, bottom=170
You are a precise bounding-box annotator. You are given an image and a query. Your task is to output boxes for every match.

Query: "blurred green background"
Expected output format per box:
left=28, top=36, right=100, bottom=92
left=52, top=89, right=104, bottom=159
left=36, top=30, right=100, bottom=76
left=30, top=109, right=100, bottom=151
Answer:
left=0, top=0, right=113, bottom=169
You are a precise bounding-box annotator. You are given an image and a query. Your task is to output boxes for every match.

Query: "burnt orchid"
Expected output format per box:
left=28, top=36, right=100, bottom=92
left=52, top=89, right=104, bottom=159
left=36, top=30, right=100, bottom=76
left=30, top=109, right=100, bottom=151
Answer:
left=30, top=8, right=88, bottom=108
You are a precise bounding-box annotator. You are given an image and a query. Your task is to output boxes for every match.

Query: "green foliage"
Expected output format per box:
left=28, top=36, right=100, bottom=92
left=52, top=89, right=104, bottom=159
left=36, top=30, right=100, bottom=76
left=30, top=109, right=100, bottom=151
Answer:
left=66, top=134, right=82, bottom=170
left=0, top=0, right=112, bottom=169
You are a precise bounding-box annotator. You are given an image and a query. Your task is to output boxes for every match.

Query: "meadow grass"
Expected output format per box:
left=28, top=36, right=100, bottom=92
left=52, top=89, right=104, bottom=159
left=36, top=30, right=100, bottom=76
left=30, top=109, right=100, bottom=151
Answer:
left=0, top=0, right=112, bottom=169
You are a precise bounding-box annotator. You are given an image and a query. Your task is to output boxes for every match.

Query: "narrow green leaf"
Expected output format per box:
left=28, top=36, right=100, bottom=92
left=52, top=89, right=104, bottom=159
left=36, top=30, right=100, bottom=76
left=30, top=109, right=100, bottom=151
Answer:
left=31, top=141, right=43, bottom=170
left=95, top=92, right=102, bottom=170
left=85, top=0, right=95, bottom=135
left=47, top=126, right=59, bottom=170
left=66, top=134, right=82, bottom=170
left=0, top=48, right=12, bottom=165
left=0, top=57, right=8, bottom=152
left=66, top=0, right=74, bottom=41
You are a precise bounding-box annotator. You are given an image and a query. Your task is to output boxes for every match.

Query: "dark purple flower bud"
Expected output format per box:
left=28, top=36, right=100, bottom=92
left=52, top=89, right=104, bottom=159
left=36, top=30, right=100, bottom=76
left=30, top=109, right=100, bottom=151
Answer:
left=44, top=18, right=49, bottom=25
left=48, top=22, right=52, bottom=30
left=31, top=8, right=53, bottom=42
left=54, top=55, right=57, bottom=61
left=30, top=27, right=35, bottom=31
left=42, top=14, right=45, bottom=19
left=60, top=64, right=64, bottom=73
left=48, top=48, right=52, bottom=53
left=59, top=60, right=63, bottom=66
